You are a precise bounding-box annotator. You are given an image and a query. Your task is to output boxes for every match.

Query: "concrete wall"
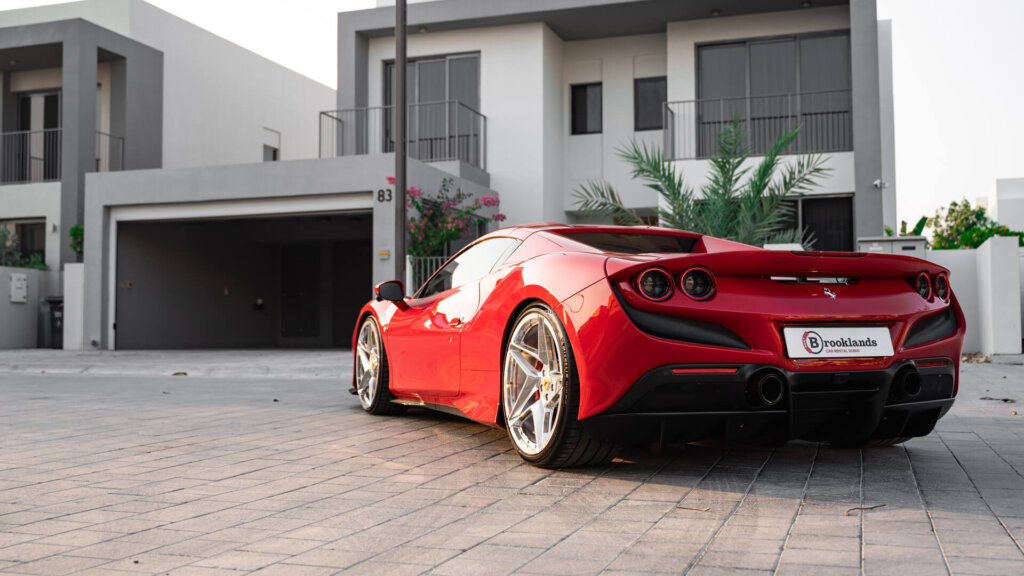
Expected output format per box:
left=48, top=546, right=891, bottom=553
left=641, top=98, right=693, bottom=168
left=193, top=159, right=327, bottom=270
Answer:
left=928, top=235, right=1022, bottom=356
left=562, top=32, right=665, bottom=212
left=0, top=266, right=41, bottom=349
left=127, top=0, right=335, bottom=166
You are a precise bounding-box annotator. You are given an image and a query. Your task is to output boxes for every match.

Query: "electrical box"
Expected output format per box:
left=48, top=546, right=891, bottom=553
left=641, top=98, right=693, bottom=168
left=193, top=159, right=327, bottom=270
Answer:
left=10, top=273, right=27, bottom=303
left=857, top=236, right=928, bottom=258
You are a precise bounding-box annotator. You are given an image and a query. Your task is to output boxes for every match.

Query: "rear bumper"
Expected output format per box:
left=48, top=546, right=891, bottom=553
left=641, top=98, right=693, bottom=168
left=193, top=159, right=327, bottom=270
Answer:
left=581, top=359, right=956, bottom=444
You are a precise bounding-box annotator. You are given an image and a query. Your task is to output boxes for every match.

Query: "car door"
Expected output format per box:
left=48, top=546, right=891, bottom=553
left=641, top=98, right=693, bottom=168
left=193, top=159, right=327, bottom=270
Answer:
left=386, top=237, right=520, bottom=398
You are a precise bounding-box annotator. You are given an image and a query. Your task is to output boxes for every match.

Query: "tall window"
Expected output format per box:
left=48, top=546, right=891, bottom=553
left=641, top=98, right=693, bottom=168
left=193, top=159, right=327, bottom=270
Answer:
left=571, top=83, right=602, bottom=135
left=384, top=54, right=481, bottom=163
left=802, top=196, right=853, bottom=252
left=696, top=32, right=852, bottom=156
left=634, top=76, right=667, bottom=131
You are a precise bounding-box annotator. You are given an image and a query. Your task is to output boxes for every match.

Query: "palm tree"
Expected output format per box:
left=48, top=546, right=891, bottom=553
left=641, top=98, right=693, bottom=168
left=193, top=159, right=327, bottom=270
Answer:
left=573, top=120, right=830, bottom=248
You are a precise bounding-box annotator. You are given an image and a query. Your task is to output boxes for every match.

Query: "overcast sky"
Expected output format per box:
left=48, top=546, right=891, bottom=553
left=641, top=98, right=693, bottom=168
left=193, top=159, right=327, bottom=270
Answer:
left=7, top=0, right=1024, bottom=229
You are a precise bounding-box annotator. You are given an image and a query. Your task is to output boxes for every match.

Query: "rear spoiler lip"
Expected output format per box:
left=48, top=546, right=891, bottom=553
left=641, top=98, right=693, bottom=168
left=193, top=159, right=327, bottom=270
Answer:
left=604, top=250, right=948, bottom=281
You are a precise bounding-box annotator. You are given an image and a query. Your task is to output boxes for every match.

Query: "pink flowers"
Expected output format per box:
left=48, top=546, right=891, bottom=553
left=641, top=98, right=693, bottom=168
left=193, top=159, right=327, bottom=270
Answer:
left=394, top=176, right=502, bottom=257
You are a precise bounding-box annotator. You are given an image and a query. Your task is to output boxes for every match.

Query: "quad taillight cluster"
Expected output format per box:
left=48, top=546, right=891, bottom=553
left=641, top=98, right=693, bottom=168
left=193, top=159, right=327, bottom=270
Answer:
left=912, top=271, right=950, bottom=302
left=636, top=267, right=716, bottom=302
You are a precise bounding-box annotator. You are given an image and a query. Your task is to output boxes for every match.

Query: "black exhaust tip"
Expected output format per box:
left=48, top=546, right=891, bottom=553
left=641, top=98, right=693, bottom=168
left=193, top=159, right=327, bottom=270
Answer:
left=748, top=371, right=786, bottom=408
left=890, top=366, right=922, bottom=401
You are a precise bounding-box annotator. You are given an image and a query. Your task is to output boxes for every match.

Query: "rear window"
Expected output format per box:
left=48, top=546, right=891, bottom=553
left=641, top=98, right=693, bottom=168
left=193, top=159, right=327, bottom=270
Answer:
left=559, top=232, right=698, bottom=254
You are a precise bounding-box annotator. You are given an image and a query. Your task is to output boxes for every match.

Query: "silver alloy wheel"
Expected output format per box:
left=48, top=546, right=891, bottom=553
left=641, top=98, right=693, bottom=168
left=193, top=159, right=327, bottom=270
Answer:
left=355, top=319, right=381, bottom=410
left=502, top=310, right=565, bottom=455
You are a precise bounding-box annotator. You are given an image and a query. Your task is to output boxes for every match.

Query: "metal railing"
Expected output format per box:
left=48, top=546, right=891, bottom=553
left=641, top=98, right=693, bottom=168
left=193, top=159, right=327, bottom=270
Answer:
left=406, top=255, right=449, bottom=293
left=1, top=129, right=62, bottom=184
left=96, top=131, right=125, bottom=173
left=663, top=89, right=853, bottom=160
left=320, top=100, right=487, bottom=170
left=0, top=129, right=126, bottom=185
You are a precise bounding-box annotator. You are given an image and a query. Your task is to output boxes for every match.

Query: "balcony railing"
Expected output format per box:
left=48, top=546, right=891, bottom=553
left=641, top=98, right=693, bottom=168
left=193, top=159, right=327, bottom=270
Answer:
left=663, top=89, right=853, bottom=161
left=96, top=131, right=125, bottom=173
left=0, top=129, right=126, bottom=185
left=1, top=129, right=61, bottom=184
left=320, top=100, right=487, bottom=170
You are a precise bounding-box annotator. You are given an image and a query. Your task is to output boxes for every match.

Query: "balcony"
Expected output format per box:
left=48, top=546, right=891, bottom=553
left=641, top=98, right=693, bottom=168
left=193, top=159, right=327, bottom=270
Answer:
left=319, top=100, right=487, bottom=171
left=0, top=129, right=125, bottom=185
left=663, top=90, right=853, bottom=161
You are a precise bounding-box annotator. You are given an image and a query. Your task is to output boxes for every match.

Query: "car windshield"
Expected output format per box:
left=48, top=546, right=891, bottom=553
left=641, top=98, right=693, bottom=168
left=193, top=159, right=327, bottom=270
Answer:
left=559, top=232, right=698, bottom=254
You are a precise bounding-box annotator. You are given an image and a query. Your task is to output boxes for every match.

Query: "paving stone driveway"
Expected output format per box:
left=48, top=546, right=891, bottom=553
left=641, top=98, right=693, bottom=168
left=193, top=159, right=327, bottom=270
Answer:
left=2, top=356, right=1024, bottom=575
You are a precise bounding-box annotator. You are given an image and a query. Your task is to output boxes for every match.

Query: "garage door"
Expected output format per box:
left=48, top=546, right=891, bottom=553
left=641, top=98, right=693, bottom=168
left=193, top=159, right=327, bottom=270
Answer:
left=114, top=211, right=372, bottom=349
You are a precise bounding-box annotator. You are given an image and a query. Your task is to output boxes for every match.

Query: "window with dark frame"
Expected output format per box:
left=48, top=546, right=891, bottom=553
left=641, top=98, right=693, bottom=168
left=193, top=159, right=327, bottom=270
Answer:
left=571, top=83, right=602, bottom=135
left=634, top=76, right=666, bottom=131
left=801, top=196, right=853, bottom=252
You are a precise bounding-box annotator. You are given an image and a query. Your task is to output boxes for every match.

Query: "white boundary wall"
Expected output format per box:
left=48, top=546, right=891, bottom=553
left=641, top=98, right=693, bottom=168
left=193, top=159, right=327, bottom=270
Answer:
left=927, top=235, right=1022, bottom=355
left=0, top=267, right=41, bottom=349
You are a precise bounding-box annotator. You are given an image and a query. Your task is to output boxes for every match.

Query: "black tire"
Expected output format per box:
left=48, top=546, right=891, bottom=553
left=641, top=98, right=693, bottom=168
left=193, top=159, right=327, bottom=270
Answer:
left=501, top=304, right=617, bottom=468
left=355, top=316, right=405, bottom=416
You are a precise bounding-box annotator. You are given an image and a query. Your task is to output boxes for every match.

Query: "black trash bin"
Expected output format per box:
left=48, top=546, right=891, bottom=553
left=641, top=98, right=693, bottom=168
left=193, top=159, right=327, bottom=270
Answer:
left=47, top=297, right=64, bottom=350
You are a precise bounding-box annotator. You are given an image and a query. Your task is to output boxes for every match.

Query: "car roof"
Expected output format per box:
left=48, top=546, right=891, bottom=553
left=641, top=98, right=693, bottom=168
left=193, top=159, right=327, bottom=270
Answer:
left=496, top=223, right=699, bottom=237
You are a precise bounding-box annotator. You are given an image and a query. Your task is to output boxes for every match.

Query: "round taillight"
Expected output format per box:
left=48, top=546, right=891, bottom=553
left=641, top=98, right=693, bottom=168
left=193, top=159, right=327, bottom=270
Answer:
left=637, top=268, right=673, bottom=301
left=934, top=273, right=950, bottom=301
left=681, top=267, right=716, bottom=301
left=915, top=272, right=932, bottom=300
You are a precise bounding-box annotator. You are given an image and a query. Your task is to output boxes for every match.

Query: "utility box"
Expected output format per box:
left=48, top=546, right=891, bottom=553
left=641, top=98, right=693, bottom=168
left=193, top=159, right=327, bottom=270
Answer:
left=858, top=236, right=928, bottom=258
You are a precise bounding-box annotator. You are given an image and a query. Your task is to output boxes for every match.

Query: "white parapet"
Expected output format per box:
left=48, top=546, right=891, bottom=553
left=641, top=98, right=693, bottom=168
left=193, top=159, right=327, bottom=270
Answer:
left=927, top=235, right=1022, bottom=355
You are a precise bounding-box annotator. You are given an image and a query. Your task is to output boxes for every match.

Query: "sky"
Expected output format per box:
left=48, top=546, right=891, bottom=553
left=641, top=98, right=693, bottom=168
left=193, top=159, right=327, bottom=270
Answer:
left=5, top=0, right=1024, bottom=229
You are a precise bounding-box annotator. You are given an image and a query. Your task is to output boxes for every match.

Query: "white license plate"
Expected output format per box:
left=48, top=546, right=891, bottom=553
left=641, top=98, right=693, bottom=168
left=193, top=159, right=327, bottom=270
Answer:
left=783, top=327, right=894, bottom=359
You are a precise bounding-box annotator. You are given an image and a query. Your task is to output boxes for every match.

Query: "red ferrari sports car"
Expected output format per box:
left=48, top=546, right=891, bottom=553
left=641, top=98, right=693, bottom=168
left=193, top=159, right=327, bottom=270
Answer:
left=352, top=225, right=965, bottom=468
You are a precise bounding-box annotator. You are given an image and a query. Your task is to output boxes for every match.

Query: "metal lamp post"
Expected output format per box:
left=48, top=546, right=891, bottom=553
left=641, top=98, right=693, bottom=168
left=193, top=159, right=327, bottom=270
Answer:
left=394, top=0, right=407, bottom=285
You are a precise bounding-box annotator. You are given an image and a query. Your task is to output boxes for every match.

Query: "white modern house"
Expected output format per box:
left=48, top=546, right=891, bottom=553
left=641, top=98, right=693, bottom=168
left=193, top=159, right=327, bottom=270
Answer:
left=330, top=0, right=897, bottom=251
left=1, top=0, right=906, bottom=352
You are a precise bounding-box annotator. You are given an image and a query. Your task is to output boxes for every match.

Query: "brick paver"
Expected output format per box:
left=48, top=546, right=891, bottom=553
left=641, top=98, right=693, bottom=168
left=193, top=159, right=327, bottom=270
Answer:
left=2, top=356, right=1024, bottom=574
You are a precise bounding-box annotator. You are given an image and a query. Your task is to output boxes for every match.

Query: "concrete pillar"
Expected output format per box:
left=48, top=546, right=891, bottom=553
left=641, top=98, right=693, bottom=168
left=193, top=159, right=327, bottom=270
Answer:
left=850, top=0, right=885, bottom=241
left=63, top=262, right=85, bottom=350
left=877, top=19, right=897, bottom=234
left=60, top=24, right=98, bottom=265
left=337, top=20, right=368, bottom=110
left=1, top=70, right=16, bottom=132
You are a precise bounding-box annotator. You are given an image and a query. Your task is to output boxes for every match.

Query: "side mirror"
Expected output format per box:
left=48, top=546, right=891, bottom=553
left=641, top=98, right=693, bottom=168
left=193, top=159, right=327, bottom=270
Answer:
left=375, top=280, right=405, bottom=303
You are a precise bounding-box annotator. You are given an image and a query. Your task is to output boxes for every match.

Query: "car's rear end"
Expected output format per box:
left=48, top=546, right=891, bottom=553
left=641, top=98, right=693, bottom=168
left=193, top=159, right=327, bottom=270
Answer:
left=561, top=235, right=965, bottom=446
